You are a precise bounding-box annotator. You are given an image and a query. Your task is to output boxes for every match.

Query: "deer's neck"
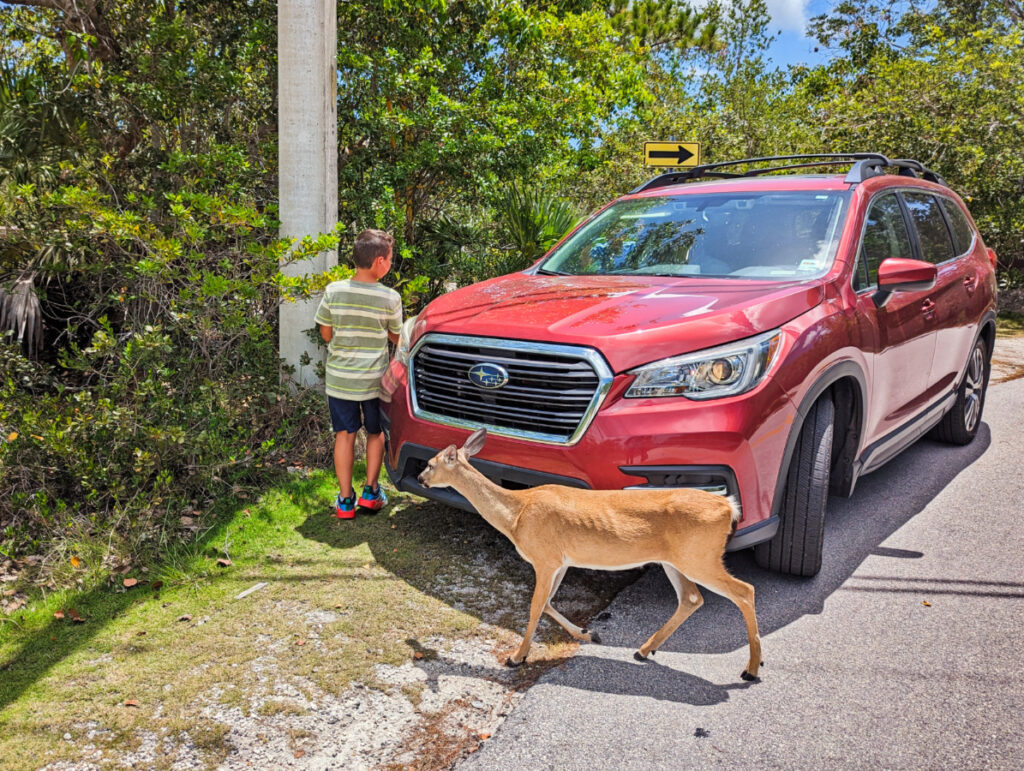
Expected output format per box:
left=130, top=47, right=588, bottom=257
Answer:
left=451, top=466, right=521, bottom=538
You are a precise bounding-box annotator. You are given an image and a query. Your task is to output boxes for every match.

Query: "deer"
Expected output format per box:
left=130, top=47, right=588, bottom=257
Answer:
left=417, top=428, right=763, bottom=681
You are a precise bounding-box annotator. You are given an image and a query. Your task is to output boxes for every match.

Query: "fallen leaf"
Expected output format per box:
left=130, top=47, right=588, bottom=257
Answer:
left=922, top=600, right=932, bottom=607
left=6, top=432, right=17, bottom=441
left=124, top=699, right=140, bottom=708
left=334, top=604, right=343, bottom=609
left=123, top=577, right=138, bottom=588
left=151, top=581, right=163, bottom=590
left=243, top=509, right=251, bottom=517
left=180, top=516, right=194, bottom=527
left=68, top=608, right=86, bottom=623
left=136, top=630, right=147, bottom=636
left=478, top=732, right=491, bottom=740
left=362, top=563, right=371, bottom=570
left=294, top=750, right=305, bottom=759
left=70, top=556, right=82, bottom=569
left=413, top=651, right=423, bottom=660
left=296, top=639, right=306, bottom=646
left=216, top=558, right=232, bottom=567
left=54, top=610, right=65, bottom=620
left=177, top=614, right=192, bottom=622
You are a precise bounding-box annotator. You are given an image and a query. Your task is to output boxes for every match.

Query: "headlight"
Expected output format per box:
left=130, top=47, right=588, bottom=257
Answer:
left=395, top=315, right=418, bottom=366
left=625, top=329, right=782, bottom=400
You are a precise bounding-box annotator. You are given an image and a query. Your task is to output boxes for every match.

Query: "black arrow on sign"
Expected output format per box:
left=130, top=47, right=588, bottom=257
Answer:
left=649, top=145, right=695, bottom=164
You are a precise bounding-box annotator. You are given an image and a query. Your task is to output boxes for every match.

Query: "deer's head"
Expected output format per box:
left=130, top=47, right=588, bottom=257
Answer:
left=417, top=428, right=487, bottom=489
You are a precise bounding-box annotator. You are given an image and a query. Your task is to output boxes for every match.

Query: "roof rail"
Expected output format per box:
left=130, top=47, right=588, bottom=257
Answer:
left=631, top=153, right=947, bottom=193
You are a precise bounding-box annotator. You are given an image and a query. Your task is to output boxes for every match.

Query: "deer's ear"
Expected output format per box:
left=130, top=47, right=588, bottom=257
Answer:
left=462, top=428, right=487, bottom=458
left=442, top=445, right=458, bottom=465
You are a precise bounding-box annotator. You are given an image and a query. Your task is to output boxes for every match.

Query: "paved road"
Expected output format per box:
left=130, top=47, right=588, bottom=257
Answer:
left=463, top=353, right=1024, bottom=770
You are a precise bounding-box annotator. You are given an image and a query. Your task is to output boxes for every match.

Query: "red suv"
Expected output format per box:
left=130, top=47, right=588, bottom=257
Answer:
left=381, top=154, right=997, bottom=576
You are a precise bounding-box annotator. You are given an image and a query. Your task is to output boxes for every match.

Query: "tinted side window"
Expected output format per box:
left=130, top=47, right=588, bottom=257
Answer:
left=903, top=192, right=955, bottom=264
left=855, top=193, right=913, bottom=291
left=940, top=197, right=975, bottom=256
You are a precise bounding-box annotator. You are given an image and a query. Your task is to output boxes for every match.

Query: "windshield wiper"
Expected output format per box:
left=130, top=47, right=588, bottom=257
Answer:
left=536, top=268, right=573, bottom=276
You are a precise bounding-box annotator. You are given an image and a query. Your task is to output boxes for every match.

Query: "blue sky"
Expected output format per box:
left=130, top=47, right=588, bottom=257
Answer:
left=762, top=0, right=834, bottom=68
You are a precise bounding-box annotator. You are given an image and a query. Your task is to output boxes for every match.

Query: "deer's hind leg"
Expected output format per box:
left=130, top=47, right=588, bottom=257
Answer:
left=634, top=563, right=703, bottom=661
left=686, top=559, right=762, bottom=680
left=543, top=565, right=598, bottom=644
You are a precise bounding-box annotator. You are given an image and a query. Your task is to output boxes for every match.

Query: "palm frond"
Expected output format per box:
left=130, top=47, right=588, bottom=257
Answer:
left=0, top=275, right=43, bottom=358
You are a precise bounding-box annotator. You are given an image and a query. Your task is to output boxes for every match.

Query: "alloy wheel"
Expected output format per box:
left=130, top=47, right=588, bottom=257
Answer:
left=963, top=344, right=985, bottom=432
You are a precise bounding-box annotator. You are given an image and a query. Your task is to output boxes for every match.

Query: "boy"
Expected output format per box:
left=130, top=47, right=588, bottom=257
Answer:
left=315, top=229, right=402, bottom=518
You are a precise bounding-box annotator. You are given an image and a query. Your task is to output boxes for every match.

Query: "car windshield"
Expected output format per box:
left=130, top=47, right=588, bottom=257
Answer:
left=539, top=190, right=851, bottom=279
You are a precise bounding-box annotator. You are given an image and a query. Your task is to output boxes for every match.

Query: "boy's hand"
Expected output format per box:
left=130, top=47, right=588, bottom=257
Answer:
left=320, top=324, right=333, bottom=344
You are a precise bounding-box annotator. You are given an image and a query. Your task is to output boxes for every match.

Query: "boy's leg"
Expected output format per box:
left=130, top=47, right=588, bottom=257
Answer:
left=357, top=398, right=389, bottom=511
left=364, top=431, right=385, bottom=489
left=362, top=398, right=386, bottom=490
left=333, top=431, right=357, bottom=498
left=328, top=396, right=362, bottom=512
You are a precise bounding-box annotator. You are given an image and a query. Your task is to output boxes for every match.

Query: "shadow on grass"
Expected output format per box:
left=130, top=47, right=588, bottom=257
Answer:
left=0, top=473, right=317, bottom=713
left=297, top=493, right=641, bottom=636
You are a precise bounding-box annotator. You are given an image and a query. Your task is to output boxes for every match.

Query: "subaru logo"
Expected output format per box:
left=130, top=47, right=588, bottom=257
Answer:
left=468, top=362, right=509, bottom=389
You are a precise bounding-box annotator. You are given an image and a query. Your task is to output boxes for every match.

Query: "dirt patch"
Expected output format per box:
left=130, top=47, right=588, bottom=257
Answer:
left=991, top=335, right=1024, bottom=384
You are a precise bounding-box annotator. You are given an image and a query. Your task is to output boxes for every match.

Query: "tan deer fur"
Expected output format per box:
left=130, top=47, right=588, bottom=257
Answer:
left=417, top=428, right=763, bottom=680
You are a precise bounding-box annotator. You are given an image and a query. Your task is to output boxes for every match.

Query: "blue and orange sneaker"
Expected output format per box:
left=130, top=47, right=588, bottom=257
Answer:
left=335, top=493, right=356, bottom=519
left=356, top=484, right=388, bottom=513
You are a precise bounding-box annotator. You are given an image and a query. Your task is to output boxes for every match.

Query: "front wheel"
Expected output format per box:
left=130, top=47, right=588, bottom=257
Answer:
left=755, top=394, right=834, bottom=577
left=929, top=338, right=989, bottom=446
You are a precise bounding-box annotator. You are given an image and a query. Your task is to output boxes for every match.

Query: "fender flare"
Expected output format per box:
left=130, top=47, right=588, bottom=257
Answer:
left=770, top=360, right=868, bottom=518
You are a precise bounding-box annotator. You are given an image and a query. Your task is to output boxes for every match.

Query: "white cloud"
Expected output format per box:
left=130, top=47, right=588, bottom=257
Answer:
left=765, top=0, right=809, bottom=31
left=690, top=0, right=811, bottom=33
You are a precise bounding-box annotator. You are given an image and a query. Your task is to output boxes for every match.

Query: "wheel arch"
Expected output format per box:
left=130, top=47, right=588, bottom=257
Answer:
left=771, top=361, right=868, bottom=517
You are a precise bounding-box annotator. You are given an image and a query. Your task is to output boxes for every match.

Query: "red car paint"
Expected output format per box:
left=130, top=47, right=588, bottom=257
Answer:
left=382, top=169, right=997, bottom=555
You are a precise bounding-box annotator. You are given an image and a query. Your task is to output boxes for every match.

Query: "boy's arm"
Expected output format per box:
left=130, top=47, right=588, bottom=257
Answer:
left=387, top=294, right=403, bottom=347
left=320, top=324, right=333, bottom=344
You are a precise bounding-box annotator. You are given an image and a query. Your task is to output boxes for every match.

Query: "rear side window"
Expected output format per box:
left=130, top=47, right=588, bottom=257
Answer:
left=940, top=197, right=975, bottom=255
left=902, top=192, right=956, bottom=264
left=855, top=193, right=913, bottom=291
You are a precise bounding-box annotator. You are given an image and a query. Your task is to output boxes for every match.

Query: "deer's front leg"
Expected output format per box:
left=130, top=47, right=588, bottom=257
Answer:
left=507, top=568, right=556, bottom=667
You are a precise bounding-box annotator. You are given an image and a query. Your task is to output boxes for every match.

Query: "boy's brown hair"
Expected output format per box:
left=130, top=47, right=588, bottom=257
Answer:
left=352, top=229, right=394, bottom=269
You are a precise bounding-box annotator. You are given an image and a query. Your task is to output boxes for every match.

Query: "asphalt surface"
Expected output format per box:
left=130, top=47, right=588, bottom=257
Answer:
left=462, top=350, right=1024, bottom=770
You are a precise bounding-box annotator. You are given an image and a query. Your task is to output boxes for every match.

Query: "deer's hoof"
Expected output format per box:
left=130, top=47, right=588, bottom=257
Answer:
left=589, top=631, right=601, bottom=645
left=505, top=657, right=523, bottom=669
left=633, top=651, right=648, bottom=662
left=740, top=670, right=760, bottom=682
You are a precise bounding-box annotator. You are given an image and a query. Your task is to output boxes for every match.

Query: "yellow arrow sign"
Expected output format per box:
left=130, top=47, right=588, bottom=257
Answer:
left=644, top=142, right=701, bottom=168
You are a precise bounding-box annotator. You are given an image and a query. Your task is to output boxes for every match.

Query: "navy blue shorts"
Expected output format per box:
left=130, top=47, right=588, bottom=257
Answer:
left=328, top=396, right=383, bottom=434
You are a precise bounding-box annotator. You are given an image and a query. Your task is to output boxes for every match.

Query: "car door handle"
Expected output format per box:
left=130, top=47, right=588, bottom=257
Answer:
left=921, top=299, right=936, bottom=319
left=963, top=275, right=978, bottom=295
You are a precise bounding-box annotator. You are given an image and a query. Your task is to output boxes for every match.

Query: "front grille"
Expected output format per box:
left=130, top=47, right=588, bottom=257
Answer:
left=410, top=334, right=614, bottom=444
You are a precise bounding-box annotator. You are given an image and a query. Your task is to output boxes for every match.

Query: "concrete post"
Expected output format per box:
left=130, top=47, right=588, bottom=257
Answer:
left=278, top=0, right=337, bottom=387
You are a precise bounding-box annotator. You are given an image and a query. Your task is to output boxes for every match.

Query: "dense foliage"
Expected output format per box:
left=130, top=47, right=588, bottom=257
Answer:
left=1, top=0, right=1022, bottom=575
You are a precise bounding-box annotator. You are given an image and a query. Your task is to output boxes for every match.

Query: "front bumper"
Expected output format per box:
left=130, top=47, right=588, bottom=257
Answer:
left=382, top=355, right=793, bottom=550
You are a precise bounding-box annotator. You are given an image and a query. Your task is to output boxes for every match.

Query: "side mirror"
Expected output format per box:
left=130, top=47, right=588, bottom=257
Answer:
left=873, top=258, right=937, bottom=308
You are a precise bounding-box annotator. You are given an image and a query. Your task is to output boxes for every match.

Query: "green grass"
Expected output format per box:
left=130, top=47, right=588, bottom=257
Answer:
left=996, top=311, right=1024, bottom=336
left=0, top=464, right=632, bottom=769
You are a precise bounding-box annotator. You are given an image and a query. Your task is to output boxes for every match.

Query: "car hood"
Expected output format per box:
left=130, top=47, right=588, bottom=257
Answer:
left=416, top=273, right=824, bottom=372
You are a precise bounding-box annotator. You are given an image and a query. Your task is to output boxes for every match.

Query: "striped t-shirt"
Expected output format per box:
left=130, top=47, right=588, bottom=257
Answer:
left=315, top=279, right=403, bottom=400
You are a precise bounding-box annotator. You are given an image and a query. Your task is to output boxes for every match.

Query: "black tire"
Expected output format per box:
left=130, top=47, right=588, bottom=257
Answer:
left=755, top=394, right=834, bottom=577
left=929, top=337, right=989, bottom=446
